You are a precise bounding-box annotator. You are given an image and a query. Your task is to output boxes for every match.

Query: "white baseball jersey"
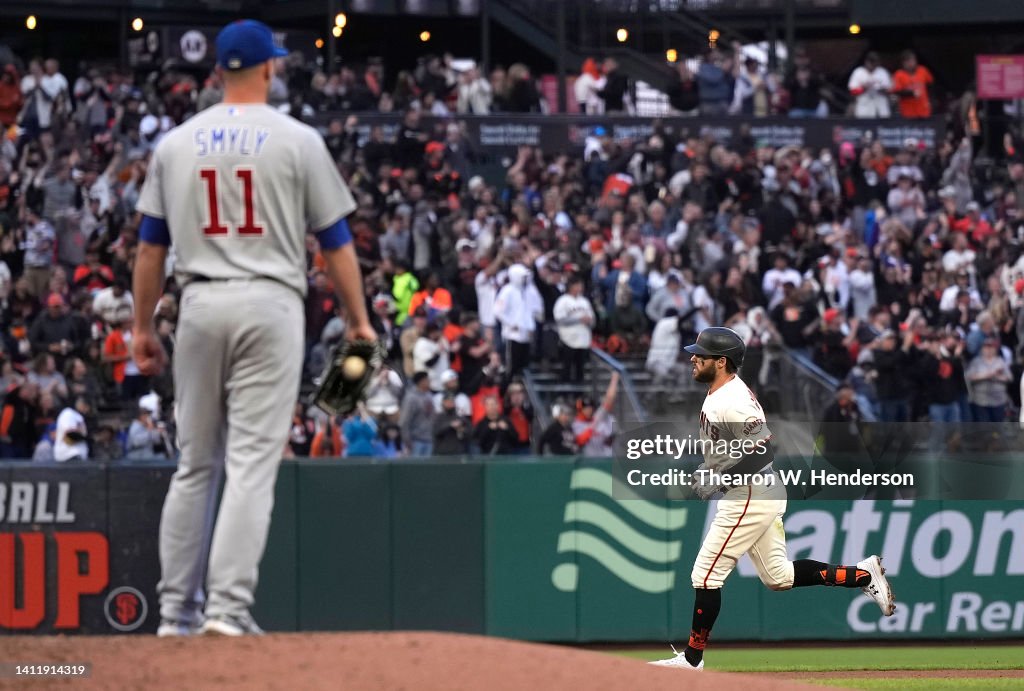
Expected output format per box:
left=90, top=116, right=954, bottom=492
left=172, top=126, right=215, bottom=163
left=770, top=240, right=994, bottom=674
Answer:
left=697, top=374, right=772, bottom=471
left=136, top=103, right=355, bottom=297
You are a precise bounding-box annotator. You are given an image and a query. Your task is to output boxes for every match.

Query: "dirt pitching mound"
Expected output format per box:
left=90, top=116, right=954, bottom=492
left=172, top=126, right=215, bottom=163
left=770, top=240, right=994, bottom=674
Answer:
left=2, top=631, right=826, bottom=690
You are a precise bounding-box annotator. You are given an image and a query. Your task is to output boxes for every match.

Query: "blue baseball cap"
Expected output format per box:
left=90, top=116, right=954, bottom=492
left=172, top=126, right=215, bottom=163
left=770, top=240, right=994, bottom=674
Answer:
left=216, top=19, right=288, bottom=71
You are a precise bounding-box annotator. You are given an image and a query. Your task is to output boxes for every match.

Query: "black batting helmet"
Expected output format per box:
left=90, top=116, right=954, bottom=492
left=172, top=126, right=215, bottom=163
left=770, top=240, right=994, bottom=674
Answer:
left=684, top=326, right=745, bottom=369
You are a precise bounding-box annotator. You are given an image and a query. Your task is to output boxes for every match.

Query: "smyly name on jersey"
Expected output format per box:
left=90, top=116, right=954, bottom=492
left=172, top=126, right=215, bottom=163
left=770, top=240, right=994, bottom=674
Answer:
left=194, top=126, right=271, bottom=157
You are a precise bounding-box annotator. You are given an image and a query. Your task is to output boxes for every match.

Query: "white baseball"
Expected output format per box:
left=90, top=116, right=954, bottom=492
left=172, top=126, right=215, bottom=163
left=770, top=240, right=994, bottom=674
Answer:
left=342, top=356, right=367, bottom=380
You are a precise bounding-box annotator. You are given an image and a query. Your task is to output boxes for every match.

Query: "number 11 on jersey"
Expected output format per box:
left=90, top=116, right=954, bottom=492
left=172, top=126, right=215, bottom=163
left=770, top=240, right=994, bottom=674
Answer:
left=199, top=167, right=263, bottom=237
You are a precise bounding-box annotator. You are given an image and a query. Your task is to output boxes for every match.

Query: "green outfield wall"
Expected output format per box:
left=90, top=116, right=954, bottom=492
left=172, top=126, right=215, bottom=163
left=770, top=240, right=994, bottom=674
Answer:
left=1, top=458, right=1021, bottom=639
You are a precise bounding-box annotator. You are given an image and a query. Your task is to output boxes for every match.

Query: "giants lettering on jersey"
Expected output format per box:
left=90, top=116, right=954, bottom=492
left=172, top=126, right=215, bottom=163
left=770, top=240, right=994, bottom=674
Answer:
left=699, top=410, right=719, bottom=441
left=194, top=126, right=270, bottom=157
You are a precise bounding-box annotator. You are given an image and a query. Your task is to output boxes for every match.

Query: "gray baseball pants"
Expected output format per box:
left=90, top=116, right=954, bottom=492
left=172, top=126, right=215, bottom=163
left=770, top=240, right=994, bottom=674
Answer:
left=157, top=278, right=303, bottom=624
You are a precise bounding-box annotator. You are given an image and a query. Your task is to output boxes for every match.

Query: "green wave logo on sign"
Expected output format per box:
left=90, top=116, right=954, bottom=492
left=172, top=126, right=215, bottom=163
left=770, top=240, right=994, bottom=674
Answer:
left=551, top=468, right=688, bottom=594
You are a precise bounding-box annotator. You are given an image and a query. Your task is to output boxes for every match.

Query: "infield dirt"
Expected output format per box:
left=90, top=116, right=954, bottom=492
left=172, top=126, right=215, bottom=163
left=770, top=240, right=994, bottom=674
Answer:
left=1, top=630, right=829, bottom=690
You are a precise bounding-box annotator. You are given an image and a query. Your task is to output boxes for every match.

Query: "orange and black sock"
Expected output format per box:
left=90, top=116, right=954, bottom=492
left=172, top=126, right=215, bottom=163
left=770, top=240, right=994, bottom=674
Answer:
left=792, top=559, right=871, bottom=588
left=683, top=588, right=721, bottom=666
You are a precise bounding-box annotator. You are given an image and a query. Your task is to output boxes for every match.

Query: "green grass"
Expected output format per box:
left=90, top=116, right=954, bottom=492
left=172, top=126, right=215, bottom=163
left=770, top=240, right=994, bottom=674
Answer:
left=614, top=645, right=1024, bottom=672
left=814, top=680, right=1024, bottom=690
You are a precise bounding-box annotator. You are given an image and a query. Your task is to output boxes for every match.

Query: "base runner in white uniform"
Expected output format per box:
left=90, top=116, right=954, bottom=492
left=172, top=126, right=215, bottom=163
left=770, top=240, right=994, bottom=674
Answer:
left=651, top=327, right=896, bottom=670
left=132, top=19, right=376, bottom=637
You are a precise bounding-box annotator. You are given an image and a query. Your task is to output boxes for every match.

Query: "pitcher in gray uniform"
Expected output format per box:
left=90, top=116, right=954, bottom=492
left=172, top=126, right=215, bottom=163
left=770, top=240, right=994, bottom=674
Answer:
left=132, top=19, right=376, bottom=636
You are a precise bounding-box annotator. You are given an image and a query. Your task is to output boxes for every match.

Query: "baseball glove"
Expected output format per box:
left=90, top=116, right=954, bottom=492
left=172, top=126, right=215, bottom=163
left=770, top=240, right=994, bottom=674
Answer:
left=311, top=338, right=387, bottom=416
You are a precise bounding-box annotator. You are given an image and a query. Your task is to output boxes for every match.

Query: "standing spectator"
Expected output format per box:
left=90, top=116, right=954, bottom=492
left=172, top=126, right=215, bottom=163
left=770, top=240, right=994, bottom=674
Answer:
left=413, top=322, right=450, bottom=391
left=732, top=55, right=771, bottom=116
left=647, top=310, right=683, bottom=382
left=553, top=275, right=594, bottom=383
left=29, top=294, right=78, bottom=366
left=92, top=279, right=134, bottom=326
left=646, top=272, right=691, bottom=323
left=400, top=307, right=428, bottom=376
left=126, top=402, right=165, bottom=459
left=504, top=64, right=541, bottom=113
left=91, top=424, right=123, bottom=462
left=597, top=57, right=629, bottom=114
left=571, top=372, right=619, bottom=457
left=785, top=47, right=825, bottom=117
left=887, top=173, right=925, bottom=228
left=817, top=384, right=864, bottom=458
left=19, top=59, right=68, bottom=142
left=103, top=312, right=146, bottom=401
left=287, top=404, right=314, bottom=457
left=494, top=263, right=541, bottom=383
left=538, top=403, right=577, bottom=455
left=574, top=58, right=606, bottom=115
left=667, top=61, right=700, bottom=114
left=32, top=423, right=57, bottom=462
left=456, top=64, right=493, bottom=115
left=27, top=352, right=68, bottom=401
left=54, top=396, right=90, bottom=462
left=914, top=331, right=966, bottom=449
left=343, top=405, right=379, bottom=457
left=65, top=356, right=101, bottom=411
left=504, top=381, right=534, bottom=454
left=849, top=254, right=878, bottom=320
left=364, top=367, right=403, bottom=419
left=72, top=248, right=116, bottom=292
left=395, top=108, right=427, bottom=169
left=432, top=392, right=469, bottom=455
left=848, top=52, right=892, bottom=118
left=762, top=253, right=803, bottom=310
left=392, top=260, right=421, bottom=326
left=892, top=50, right=933, bottom=119
left=473, top=395, right=517, bottom=455
left=433, top=369, right=472, bottom=418
left=697, top=49, right=733, bottom=116
left=770, top=283, right=818, bottom=354
left=0, top=381, right=40, bottom=458
left=400, top=371, right=436, bottom=456
left=22, top=206, right=56, bottom=298
left=872, top=329, right=916, bottom=422
left=455, top=313, right=491, bottom=395
left=0, top=65, right=23, bottom=127
left=965, top=338, right=1012, bottom=422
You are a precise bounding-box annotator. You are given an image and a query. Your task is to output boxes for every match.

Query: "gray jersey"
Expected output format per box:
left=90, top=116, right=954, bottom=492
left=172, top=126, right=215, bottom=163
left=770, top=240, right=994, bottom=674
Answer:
left=136, top=103, right=355, bottom=297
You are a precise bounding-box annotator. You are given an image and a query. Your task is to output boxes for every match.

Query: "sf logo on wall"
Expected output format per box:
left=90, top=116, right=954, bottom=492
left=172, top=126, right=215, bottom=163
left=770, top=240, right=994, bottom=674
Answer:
left=180, top=30, right=208, bottom=64
left=104, top=587, right=148, bottom=632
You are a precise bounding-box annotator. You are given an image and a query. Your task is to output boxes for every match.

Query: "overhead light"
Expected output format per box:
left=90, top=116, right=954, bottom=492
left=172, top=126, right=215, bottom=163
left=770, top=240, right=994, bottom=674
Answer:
left=849, top=23, right=861, bottom=34
left=335, top=12, right=347, bottom=28
left=419, top=30, right=431, bottom=42
left=315, top=38, right=324, bottom=49
left=709, top=29, right=720, bottom=41
left=131, top=17, right=144, bottom=32
left=666, top=48, right=678, bottom=63
left=26, top=15, right=37, bottom=30
left=331, top=25, right=342, bottom=38
left=615, top=28, right=628, bottom=43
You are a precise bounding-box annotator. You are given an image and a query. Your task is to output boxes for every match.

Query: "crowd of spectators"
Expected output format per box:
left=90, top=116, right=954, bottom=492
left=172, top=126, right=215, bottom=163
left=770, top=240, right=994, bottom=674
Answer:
left=0, top=41, right=1021, bottom=462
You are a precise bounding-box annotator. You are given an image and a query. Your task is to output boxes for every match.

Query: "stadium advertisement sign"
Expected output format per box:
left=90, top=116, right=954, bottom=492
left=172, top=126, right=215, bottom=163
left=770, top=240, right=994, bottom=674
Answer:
left=485, top=460, right=1024, bottom=642
left=346, top=114, right=944, bottom=156
left=0, top=465, right=168, bottom=635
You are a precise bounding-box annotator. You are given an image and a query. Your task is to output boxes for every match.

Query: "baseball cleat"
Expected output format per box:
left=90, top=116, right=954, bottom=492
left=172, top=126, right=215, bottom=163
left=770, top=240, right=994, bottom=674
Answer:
left=200, top=614, right=265, bottom=636
left=648, top=645, right=704, bottom=670
left=857, top=555, right=896, bottom=616
left=156, top=619, right=201, bottom=637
